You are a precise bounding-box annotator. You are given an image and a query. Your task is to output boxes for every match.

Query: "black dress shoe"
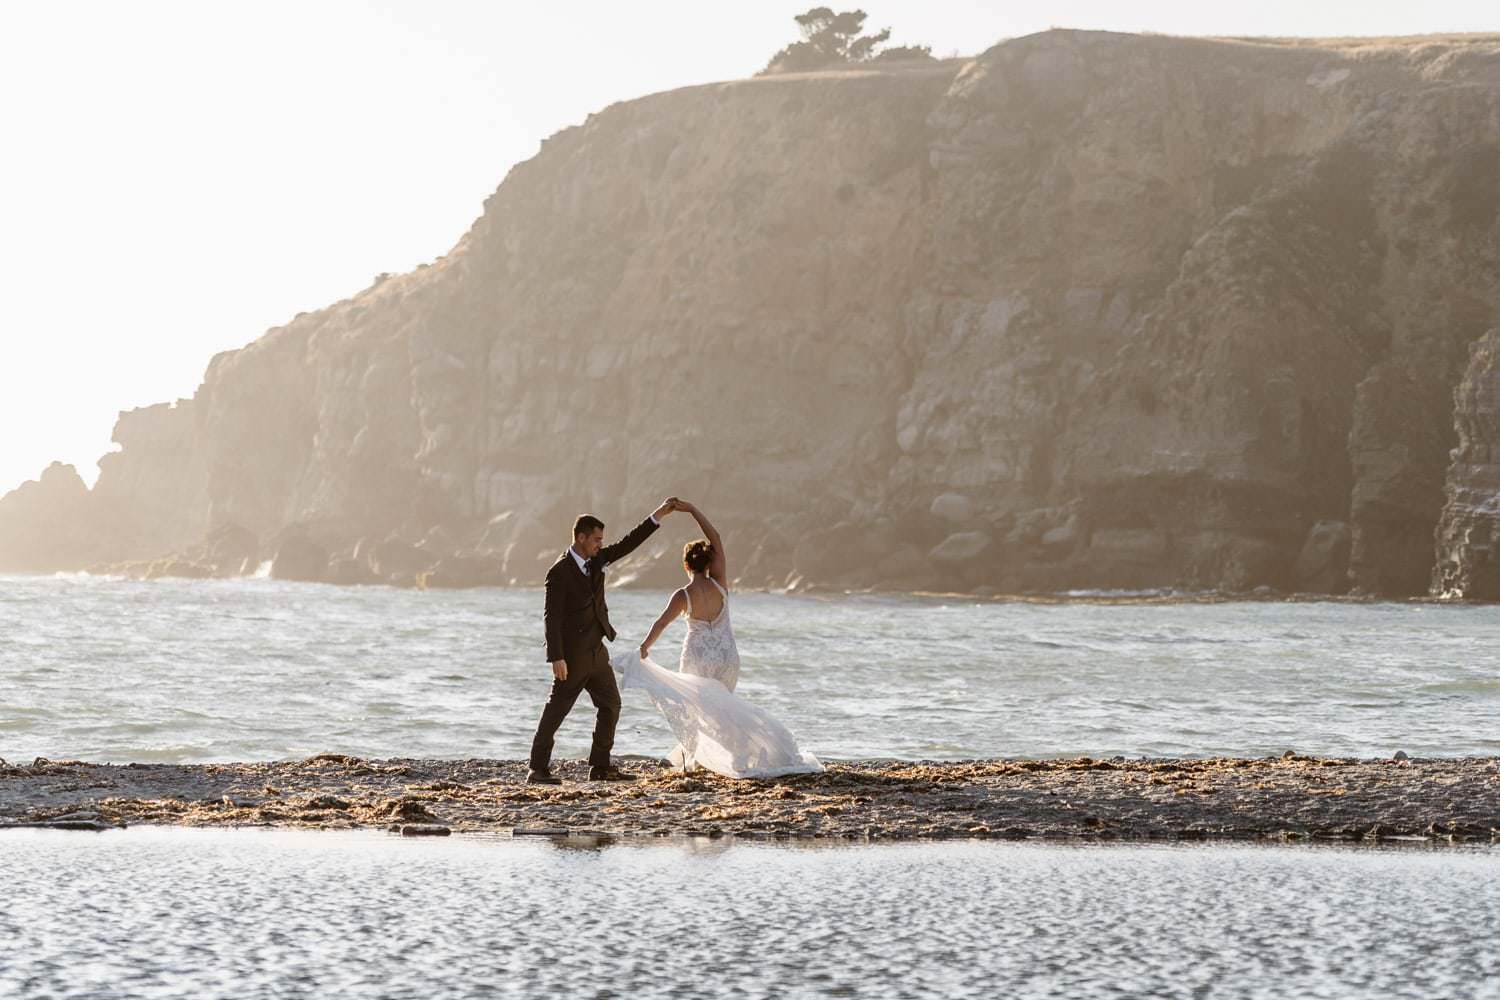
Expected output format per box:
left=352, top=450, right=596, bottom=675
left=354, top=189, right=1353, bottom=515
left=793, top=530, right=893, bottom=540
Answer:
left=526, top=768, right=562, bottom=785
left=589, top=766, right=636, bottom=782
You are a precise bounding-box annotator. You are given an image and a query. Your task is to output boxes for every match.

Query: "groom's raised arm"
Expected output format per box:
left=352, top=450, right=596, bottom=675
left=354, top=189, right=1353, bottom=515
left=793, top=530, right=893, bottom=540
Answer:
left=596, top=517, right=659, bottom=567
left=597, top=499, right=674, bottom=566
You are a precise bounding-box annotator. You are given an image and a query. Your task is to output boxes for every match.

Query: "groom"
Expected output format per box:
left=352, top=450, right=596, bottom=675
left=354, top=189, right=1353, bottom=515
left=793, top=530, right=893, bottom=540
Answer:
left=526, top=498, right=678, bottom=784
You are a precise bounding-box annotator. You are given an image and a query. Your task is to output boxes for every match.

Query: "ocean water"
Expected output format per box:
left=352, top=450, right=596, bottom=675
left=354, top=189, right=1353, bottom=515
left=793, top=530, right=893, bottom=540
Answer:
left=1, top=828, right=1497, bottom=1000
left=2, top=574, right=1499, bottom=764
left=6, top=577, right=1500, bottom=1000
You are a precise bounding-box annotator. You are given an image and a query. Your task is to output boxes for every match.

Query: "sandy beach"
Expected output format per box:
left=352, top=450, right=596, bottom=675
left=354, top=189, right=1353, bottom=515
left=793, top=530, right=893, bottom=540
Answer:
left=4, top=754, right=1497, bottom=843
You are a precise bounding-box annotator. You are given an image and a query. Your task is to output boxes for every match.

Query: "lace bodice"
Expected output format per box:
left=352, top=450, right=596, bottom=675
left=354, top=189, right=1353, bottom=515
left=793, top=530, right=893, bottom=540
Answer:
left=680, top=578, right=740, bottom=692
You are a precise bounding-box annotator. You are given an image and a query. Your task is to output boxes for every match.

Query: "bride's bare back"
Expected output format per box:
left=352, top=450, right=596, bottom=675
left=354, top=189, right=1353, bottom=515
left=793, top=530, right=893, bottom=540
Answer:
left=683, top=575, right=725, bottom=622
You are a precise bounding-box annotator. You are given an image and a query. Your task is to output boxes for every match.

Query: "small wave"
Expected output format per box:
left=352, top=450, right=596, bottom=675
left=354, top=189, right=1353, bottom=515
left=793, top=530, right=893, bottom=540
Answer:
left=99, top=721, right=176, bottom=735
left=0, top=705, right=54, bottom=716
left=1421, top=679, right=1500, bottom=694
left=1060, top=588, right=1181, bottom=599
left=51, top=570, right=127, bottom=582
left=100, top=745, right=226, bottom=764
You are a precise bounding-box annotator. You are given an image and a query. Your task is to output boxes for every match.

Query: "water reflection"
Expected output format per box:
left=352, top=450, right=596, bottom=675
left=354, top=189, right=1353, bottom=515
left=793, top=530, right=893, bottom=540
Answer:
left=546, top=832, right=622, bottom=852
left=7, top=828, right=1496, bottom=999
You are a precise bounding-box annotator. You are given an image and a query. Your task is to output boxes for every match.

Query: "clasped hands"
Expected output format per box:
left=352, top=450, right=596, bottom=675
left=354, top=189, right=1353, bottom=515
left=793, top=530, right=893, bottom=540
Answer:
left=652, top=495, right=696, bottom=520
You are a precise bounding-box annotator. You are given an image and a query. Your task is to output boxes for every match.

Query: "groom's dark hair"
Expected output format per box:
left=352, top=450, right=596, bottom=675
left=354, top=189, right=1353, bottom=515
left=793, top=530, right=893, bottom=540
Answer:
left=573, top=514, right=605, bottom=537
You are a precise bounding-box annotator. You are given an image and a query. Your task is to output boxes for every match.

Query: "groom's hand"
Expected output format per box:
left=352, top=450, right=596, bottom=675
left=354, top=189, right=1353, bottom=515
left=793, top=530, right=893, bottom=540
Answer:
left=652, top=497, right=678, bottom=520
left=551, top=659, right=567, bottom=681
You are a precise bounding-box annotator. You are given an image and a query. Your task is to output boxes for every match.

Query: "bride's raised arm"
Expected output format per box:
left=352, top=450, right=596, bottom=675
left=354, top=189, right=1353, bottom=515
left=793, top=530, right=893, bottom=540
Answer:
left=639, top=589, right=688, bottom=661
left=676, top=500, right=727, bottom=586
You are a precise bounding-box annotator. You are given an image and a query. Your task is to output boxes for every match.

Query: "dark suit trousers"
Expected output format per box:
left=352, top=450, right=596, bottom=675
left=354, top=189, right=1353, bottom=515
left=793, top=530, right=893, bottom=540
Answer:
left=528, top=636, right=621, bottom=771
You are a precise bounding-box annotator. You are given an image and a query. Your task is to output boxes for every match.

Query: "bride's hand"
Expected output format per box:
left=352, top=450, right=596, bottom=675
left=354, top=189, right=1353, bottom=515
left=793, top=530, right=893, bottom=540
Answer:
left=638, top=644, right=650, bottom=660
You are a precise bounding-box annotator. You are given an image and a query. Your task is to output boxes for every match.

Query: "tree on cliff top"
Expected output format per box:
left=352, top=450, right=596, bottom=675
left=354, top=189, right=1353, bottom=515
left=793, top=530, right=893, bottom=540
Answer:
left=760, top=7, right=933, bottom=76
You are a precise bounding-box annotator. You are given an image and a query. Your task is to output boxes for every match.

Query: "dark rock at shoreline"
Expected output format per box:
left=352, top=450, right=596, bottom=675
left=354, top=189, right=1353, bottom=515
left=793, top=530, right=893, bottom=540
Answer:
left=201, top=522, right=260, bottom=576
left=1293, top=520, right=1352, bottom=594
left=399, top=823, right=451, bottom=837
left=324, top=556, right=374, bottom=586
left=419, top=554, right=504, bottom=589
left=146, top=558, right=215, bottom=580
left=270, top=535, right=330, bottom=583
left=365, top=536, right=436, bottom=587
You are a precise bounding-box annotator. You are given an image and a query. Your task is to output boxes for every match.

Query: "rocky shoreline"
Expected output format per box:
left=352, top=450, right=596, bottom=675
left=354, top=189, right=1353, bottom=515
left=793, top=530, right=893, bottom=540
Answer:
left=3, top=754, right=1497, bottom=844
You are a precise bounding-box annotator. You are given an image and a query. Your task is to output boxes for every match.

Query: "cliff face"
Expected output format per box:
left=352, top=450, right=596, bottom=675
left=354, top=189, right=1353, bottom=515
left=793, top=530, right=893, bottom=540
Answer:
left=4, top=30, right=1500, bottom=595
left=92, top=400, right=209, bottom=558
left=1434, top=329, right=1500, bottom=599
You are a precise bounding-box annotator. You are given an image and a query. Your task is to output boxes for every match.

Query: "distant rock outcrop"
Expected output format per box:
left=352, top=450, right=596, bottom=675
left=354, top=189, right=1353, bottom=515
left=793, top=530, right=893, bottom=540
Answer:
left=3, top=31, right=1499, bottom=596
left=0, top=463, right=99, bottom=571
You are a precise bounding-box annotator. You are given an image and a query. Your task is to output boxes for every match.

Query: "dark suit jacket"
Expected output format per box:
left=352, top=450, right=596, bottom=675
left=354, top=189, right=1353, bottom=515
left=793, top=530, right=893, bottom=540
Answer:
left=544, top=516, right=660, bottom=664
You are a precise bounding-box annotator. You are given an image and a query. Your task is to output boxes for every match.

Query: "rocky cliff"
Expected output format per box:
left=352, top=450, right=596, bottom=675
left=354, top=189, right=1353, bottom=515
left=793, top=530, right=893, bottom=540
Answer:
left=1434, top=329, right=1500, bottom=599
left=4, top=30, right=1500, bottom=596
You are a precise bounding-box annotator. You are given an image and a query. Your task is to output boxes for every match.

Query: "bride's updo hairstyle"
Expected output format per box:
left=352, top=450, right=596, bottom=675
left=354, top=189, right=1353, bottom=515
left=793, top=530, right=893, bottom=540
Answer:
left=683, top=539, right=715, bottom=574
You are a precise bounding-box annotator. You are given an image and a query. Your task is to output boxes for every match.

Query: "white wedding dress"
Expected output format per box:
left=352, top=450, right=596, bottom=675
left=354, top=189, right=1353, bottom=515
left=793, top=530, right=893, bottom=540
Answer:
left=613, top=578, right=822, bottom=778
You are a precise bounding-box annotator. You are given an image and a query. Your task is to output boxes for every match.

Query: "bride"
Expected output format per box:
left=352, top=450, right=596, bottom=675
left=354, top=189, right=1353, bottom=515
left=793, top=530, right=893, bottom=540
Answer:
left=613, top=499, right=822, bottom=778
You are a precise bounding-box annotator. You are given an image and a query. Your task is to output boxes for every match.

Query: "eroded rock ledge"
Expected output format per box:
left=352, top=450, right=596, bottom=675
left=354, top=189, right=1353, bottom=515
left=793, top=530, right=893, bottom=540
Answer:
left=3, top=754, right=1497, bottom=843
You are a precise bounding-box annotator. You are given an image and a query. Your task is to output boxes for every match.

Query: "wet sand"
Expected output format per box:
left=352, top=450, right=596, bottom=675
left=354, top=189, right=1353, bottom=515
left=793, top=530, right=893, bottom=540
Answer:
left=3, top=754, right=1497, bottom=843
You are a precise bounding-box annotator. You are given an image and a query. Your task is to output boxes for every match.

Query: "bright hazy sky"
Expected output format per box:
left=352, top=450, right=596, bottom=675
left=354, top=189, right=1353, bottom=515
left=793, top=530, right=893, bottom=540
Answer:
left=1, top=1, right=1494, bottom=492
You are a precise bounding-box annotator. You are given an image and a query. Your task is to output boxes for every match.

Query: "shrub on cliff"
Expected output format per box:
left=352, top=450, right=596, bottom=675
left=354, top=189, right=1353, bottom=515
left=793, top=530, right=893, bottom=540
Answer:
left=873, top=45, right=937, bottom=64
left=760, top=7, right=932, bottom=76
